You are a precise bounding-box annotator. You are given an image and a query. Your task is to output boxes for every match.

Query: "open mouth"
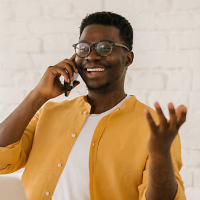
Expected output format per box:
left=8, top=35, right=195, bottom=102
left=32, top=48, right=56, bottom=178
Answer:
left=85, top=68, right=106, bottom=74
left=86, top=68, right=106, bottom=73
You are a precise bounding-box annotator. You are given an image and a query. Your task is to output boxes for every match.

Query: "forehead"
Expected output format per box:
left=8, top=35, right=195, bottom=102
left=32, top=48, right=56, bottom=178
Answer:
left=79, top=24, right=121, bottom=43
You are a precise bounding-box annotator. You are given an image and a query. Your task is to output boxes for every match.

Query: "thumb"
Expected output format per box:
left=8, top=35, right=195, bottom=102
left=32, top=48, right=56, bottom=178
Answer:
left=70, top=53, right=76, bottom=61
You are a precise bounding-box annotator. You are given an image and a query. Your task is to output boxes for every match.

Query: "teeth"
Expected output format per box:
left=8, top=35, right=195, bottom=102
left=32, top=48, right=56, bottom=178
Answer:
left=87, top=68, right=105, bottom=72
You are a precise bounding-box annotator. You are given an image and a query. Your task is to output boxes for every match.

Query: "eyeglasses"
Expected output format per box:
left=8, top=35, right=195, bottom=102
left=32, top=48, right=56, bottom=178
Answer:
left=72, top=40, right=129, bottom=58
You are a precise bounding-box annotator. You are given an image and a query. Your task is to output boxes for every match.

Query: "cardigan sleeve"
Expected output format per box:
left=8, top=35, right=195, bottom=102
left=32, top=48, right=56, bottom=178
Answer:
left=138, top=134, right=186, bottom=200
left=0, top=109, right=41, bottom=174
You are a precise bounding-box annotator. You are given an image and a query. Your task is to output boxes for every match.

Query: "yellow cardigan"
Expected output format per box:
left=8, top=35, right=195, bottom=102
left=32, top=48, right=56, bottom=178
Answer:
left=0, top=95, right=186, bottom=200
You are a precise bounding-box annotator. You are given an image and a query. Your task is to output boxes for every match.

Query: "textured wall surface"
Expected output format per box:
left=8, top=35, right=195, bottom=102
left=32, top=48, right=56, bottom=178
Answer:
left=0, top=0, right=200, bottom=199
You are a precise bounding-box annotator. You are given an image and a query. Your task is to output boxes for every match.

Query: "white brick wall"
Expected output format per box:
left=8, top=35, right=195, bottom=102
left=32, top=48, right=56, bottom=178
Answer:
left=0, top=0, right=200, bottom=199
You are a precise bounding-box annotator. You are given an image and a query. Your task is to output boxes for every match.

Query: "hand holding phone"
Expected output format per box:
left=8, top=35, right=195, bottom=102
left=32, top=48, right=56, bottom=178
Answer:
left=64, top=73, right=79, bottom=96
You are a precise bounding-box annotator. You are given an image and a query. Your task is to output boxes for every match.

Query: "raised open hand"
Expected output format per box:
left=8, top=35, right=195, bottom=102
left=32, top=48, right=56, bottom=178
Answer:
left=145, top=102, right=187, bottom=157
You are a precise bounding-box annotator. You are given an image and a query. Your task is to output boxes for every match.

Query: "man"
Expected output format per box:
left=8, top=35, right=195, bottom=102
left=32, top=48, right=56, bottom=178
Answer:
left=0, top=12, right=186, bottom=200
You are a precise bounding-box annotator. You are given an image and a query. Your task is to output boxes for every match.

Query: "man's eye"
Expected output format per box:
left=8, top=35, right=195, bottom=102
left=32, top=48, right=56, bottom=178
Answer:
left=80, top=47, right=87, bottom=50
left=99, top=45, right=110, bottom=49
left=77, top=44, right=89, bottom=51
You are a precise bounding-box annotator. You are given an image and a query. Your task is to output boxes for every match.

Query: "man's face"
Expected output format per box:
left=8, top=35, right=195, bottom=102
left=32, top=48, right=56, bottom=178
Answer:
left=75, top=24, right=127, bottom=91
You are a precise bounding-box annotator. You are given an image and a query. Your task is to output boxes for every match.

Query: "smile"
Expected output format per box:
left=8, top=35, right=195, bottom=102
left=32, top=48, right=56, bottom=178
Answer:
left=86, top=68, right=105, bottom=72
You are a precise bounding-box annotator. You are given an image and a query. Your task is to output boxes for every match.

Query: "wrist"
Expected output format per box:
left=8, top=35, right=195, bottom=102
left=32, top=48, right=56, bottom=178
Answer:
left=148, top=151, right=171, bottom=162
left=27, top=90, right=48, bottom=107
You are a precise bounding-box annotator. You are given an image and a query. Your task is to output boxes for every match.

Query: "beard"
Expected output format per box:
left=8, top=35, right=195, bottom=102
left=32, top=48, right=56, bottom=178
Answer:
left=85, top=71, right=124, bottom=92
left=86, top=81, right=112, bottom=91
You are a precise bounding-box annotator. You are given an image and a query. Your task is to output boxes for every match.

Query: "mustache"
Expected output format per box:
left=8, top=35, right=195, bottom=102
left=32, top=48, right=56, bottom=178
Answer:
left=81, top=61, right=110, bottom=69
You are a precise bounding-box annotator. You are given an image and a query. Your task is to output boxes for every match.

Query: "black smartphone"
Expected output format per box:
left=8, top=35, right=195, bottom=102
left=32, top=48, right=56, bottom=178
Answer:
left=64, top=73, right=79, bottom=96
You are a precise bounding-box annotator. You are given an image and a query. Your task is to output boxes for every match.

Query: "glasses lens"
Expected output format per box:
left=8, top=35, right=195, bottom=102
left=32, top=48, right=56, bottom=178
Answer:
left=75, top=43, right=90, bottom=57
left=96, top=41, right=112, bottom=56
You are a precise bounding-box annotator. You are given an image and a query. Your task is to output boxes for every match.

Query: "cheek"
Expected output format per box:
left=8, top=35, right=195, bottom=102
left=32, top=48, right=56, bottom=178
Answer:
left=109, top=54, right=125, bottom=66
left=75, top=56, right=82, bottom=68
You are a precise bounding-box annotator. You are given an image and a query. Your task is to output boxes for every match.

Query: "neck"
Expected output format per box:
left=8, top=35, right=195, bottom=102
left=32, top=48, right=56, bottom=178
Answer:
left=87, top=88, right=127, bottom=114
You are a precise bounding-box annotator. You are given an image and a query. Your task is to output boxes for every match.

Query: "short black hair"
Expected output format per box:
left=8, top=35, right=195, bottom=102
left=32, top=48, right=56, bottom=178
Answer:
left=80, top=11, right=133, bottom=51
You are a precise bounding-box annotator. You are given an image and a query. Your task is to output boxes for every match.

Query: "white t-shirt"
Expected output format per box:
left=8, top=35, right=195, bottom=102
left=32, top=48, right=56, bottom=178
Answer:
left=52, top=95, right=130, bottom=200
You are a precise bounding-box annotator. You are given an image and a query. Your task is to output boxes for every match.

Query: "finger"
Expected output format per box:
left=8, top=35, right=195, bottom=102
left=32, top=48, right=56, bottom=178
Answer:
left=177, top=106, right=187, bottom=130
left=175, top=105, right=186, bottom=119
left=48, top=66, right=70, bottom=83
left=168, top=103, right=177, bottom=131
left=144, top=109, right=157, bottom=134
left=154, top=102, right=168, bottom=129
left=70, top=53, right=76, bottom=60
left=69, top=53, right=79, bottom=73
left=61, top=61, right=75, bottom=81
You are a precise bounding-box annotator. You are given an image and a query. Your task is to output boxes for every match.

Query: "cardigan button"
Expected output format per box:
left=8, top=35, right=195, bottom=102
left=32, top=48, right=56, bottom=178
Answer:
left=46, top=192, right=50, bottom=196
left=83, top=111, right=87, bottom=114
left=72, top=134, right=76, bottom=138
left=58, top=163, right=62, bottom=167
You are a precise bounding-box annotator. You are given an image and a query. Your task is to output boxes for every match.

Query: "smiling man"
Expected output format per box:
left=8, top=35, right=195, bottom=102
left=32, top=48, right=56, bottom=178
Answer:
left=0, top=12, right=186, bottom=200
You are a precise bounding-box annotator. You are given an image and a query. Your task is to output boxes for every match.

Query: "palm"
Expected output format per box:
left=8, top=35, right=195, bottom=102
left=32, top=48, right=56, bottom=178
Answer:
left=145, top=103, right=187, bottom=156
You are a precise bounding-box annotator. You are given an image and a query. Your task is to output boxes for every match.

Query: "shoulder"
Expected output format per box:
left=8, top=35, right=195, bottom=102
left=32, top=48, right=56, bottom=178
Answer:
left=122, top=95, right=158, bottom=122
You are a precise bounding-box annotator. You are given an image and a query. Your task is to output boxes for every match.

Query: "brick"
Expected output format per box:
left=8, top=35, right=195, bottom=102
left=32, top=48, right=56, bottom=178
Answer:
left=130, top=14, right=156, bottom=31
left=134, top=31, right=168, bottom=52
left=180, top=166, right=193, bottom=187
left=14, top=2, right=42, bottom=19
left=29, top=19, right=80, bottom=35
left=190, top=92, right=200, bottom=110
left=193, top=69, right=200, bottom=91
left=194, top=13, right=200, bottom=28
left=185, top=187, right=200, bottom=200
left=0, top=36, right=40, bottom=54
left=193, top=169, right=200, bottom=187
left=0, top=2, right=12, bottom=21
left=134, top=0, right=173, bottom=13
left=13, top=38, right=41, bottom=53
left=0, top=36, right=12, bottom=53
left=0, top=87, right=25, bottom=104
left=182, top=149, right=200, bottom=167
left=104, top=0, right=134, bottom=17
left=0, top=21, right=29, bottom=36
left=173, top=0, right=200, bottom=11
left=0, top=70, right=14, bottom=86
left=181, top=131, right=200, bottom=150
left=12, top=70, right=41, bottom=90
left=73, top=0, right=103, bottom=18
left=169, top=30, right=200, bottom=50
left=188, top=50, right=200, bottom=69
left=181, top=110, right=200, bottom=139
left=167, top=69, right=192, bottom=91
left=1, top=53, right=33, bottom=69
left=30, top=53, right=70, bottom=69
left=43, top=1, right=75, bottom=19
left=128, top=70, right=166, bottom=90
left=43, top=35, right=70, bottom=53
left=156, top=13, right=197, bottom=30
left=133, top=51, right=190, bottom=69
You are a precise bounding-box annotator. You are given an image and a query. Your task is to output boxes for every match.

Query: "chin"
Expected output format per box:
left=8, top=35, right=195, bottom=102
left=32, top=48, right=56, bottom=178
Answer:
left=86, top=82, right=111, bottom=91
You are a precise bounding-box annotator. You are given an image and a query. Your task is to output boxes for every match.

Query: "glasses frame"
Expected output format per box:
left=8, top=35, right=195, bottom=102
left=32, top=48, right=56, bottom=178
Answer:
left=72, top=40, right=129, bottom=58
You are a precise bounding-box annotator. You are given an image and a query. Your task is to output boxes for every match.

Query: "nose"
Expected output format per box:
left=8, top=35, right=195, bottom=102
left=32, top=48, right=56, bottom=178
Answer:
left=85, top=46, right=102, bottom=61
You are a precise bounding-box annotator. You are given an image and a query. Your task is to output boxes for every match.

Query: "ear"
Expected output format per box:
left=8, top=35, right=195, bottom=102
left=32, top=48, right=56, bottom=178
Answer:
left=125, top=51, right=134, bottom=67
